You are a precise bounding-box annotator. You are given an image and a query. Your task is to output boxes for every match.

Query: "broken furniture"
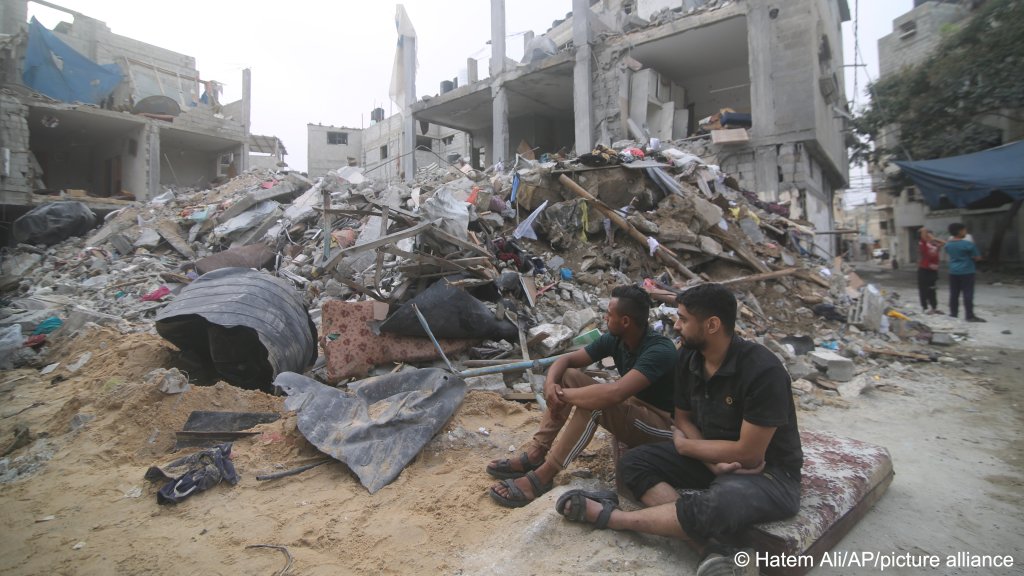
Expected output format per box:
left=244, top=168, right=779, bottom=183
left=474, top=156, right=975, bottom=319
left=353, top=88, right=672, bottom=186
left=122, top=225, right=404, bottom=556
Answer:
left=155, top=267, right=318, bottom=392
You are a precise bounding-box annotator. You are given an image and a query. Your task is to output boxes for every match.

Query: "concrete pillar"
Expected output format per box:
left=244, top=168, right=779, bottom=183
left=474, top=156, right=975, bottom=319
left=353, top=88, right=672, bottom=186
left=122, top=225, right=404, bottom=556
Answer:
left=523, top=30, right=534, bottom=56
left=490, top=0, right=508, bottom=166
left=754, top=145, right=779, bottom=200
left=402, top=33, right=416, bottom=183
left=491, top=86, right=508, bottom=167
left=490, top=0, right=506, bottom=78
left=145, top=123, right=160, bottom=200
left=572, top=0, right=594, bottom=153
left=0, top=0, right=27, bottom=36
left=467, top=58, right=478, bottom=84
left=241, top=68, right=251, bottom=172
left=747, top=2, right=775, bottom=141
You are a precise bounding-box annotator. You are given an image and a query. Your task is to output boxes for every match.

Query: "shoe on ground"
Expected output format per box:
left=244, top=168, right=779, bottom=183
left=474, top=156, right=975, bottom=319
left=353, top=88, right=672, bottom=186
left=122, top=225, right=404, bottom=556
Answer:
left=696, top=549, right=759, bottom=576
left=967, top=316, right=987, bottom=323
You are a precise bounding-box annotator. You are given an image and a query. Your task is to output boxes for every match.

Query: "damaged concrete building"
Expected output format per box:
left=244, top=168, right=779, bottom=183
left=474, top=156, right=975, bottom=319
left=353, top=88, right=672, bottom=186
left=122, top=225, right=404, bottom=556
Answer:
left=410, top=0, right=851, bottom=254
left=0, top=1, right=281, bottom=220
left=307, top=113, right=470, bottom=180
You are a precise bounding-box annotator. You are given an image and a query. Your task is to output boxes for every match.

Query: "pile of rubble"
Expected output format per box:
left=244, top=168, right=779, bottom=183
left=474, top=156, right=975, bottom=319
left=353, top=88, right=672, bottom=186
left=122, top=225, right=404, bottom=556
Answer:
left=0, top=137, right=958, bottom=409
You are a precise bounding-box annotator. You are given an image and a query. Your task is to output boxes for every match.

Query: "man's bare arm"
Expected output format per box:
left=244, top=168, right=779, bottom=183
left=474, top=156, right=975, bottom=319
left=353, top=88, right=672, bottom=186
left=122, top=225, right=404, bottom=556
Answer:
left=559, top=368, right=651, bottom=411
left=673, top=420, right=776, bottom=470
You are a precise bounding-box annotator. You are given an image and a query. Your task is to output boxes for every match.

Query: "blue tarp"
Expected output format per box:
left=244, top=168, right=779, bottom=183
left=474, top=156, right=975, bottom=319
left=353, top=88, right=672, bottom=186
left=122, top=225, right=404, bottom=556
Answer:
left=895, top=140, right=1024, bottom=209
left=22, top=17, right=122, bottom=105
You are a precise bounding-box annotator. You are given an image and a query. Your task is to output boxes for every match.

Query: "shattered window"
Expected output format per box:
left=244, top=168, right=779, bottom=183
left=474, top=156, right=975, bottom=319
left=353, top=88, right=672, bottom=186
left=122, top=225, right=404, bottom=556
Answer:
left=327, top=132, right=348, bottom=145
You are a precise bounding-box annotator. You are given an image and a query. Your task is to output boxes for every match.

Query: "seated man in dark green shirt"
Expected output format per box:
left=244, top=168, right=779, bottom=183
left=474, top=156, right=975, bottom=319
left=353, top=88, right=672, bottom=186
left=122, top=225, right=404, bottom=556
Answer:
left=488, top=285, right=678, bottom=508
left=555, top=283, right=803, bottom=576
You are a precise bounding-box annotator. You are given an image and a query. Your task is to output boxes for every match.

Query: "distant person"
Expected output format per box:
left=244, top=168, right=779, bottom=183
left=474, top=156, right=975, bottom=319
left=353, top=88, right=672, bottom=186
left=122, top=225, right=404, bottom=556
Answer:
left=917, top=228, right=945, bottom=314
left=944, top=223, right=985, bottom=322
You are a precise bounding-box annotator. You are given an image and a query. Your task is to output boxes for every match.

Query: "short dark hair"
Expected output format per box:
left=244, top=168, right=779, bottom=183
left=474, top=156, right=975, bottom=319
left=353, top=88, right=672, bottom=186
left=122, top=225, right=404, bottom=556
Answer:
left=676, top=283, right=737, bottom=335
left=948, top=223, right=966, bottom=236
left=610, top=285, right=652, bottom=328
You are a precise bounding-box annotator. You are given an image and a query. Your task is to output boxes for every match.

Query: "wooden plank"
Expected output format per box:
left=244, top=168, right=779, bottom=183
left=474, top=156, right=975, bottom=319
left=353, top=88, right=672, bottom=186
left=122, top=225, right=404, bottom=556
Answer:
left=718, top=268, right=799, bottom=286
left=317, top=219, right=434, bottom=272
left=427, top=224, right=493, bottom=258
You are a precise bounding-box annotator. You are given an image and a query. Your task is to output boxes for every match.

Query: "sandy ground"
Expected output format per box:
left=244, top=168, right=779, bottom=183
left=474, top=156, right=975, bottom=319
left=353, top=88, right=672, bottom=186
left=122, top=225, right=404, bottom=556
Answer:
left=1, top=268, right=1022, bottom=575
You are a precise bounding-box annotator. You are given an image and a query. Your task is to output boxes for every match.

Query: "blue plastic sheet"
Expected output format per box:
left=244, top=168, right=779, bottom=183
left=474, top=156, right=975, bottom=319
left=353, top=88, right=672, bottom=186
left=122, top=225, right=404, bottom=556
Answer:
left=895, top=141, right=1024, bottom=209
left=22, top=17, right=122, bottom=104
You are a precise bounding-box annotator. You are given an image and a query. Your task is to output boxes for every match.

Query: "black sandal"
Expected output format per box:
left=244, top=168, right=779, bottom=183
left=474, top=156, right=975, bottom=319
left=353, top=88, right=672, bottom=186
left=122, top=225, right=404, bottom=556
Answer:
left=489, top=471, right=552, bottom=508
left=486, top=451, right=543, bottom=480
left=555, top=489, right=619, bottom=529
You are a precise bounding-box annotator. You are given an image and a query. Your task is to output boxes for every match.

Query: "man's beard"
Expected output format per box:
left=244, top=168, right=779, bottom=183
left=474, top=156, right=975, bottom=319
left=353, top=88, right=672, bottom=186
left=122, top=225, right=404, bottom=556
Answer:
left=680, top=329, right=707, bottom=351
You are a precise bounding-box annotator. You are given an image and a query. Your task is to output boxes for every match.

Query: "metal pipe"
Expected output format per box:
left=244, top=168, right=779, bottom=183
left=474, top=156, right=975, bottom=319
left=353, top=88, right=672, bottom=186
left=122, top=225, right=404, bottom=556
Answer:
left=457, top=354, right=565, bottom=378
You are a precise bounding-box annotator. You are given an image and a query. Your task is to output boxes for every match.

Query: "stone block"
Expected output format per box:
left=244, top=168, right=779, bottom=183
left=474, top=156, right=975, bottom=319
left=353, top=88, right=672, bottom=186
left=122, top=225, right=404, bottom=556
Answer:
left=529, top=323, right=574, bottom=356
left=561, top=308, right=599, bottom=334
left=809, top=348, right=854, bottom=382
left=929, top=333, right=955, bottom=346
left=464, top=374, right=507, bottom=393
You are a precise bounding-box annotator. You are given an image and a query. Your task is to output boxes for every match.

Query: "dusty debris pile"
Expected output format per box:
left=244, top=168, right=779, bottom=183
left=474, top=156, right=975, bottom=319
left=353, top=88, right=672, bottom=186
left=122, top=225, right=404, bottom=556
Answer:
left=2, top=141, right=955, bottom=407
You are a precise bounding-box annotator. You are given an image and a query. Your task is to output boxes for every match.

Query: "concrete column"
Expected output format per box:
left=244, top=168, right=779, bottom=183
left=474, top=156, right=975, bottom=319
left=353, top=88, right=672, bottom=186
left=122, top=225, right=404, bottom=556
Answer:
left=523, top=30, right=534, bottom=56
left=491, top=85, right=509, bottom=167
left=754, top=145, right=779, bottom=200
left=0, top=0, right=27, bottom=36
left=747, top=1, right=775, bottom=140
left=241, top=68, right=251, bottom=172
left=145, top=123, right=160, bottom=200
left=490, top=0, right=506, bottom=78
left=402, top=34, right=416, bottom=183
left=490, top=0, right=508, bottom=166
left=467, top=58, right=478, bottom=84
left=572, top=0, right=594, bottom=153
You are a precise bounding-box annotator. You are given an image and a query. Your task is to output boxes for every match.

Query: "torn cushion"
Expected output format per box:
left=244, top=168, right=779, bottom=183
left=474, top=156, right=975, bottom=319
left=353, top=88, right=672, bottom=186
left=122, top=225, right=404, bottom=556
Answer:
left=320, top=300, right=475, bottom=383
left=742, top=430, right=894, bottom=576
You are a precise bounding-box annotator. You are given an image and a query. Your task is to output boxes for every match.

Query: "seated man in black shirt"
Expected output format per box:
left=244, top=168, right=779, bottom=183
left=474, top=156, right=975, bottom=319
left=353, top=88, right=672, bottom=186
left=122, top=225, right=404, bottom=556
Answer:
left=488, top=285, right=677, bottom=508
left=555, top=283, right=802, bottom=576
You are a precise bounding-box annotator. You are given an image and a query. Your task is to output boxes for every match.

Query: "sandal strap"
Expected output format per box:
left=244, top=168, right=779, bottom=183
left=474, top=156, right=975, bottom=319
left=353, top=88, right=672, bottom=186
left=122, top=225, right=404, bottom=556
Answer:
left=525, top=471, right=550, bottom=495
left=499, top=478, right=526, bottom=500
left=594, top=500, right=616, bottom=529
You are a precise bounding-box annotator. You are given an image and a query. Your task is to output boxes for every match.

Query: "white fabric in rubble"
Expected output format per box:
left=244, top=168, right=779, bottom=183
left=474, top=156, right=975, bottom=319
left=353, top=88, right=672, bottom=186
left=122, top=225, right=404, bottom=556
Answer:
left=513, top=200, right=549, bottom=241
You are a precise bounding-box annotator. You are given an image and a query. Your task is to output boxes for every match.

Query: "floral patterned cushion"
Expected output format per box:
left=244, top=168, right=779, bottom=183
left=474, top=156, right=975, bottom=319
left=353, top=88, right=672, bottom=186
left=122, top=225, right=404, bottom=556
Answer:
left=320, top=300, right=475, bottom=383
left=743, top=430, right=894, bottom=575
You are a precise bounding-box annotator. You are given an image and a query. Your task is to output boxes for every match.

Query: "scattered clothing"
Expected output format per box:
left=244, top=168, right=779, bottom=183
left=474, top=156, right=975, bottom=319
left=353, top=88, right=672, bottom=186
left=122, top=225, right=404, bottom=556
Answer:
left=144, top=443, right=238, bottom=505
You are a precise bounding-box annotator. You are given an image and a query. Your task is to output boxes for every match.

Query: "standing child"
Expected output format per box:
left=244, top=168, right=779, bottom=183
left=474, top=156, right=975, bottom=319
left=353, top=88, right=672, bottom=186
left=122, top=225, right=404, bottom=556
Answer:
left=944, top=223, right=985, bottom=322
left=917, top=228, right=944, bottom=314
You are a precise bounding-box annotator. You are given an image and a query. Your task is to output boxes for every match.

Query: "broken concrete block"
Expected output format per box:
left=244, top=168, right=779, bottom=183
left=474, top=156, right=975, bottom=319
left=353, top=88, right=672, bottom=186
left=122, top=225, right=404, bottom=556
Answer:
left=786, top=359, right=816, bottom=381
left=791, top=378, right=815, bottom=394
left=626, top=213, right=659, bottom=235
left=691, top=195, right=723, bottom=231
left=809, top=348, right=854, bottom=382
left=464, top=374, right=507, bottom=393
left=133, top=228, right=161, bottom=248
left=838, top=374, right=870, bottom=398
left=529, top=323, right=574, bottom=356
left=145, top=367, right=190, bottom=394
left=561, top=308, right=599, bottom=334
left=929, top=333, right=955, bottom=346
left=61, top=306, right=122, bottom=334
left=698, top=235, right=722, bottom=256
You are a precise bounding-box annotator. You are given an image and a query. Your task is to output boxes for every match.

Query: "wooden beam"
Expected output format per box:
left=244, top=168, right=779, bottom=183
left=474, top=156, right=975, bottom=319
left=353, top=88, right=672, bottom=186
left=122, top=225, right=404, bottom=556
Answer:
left=718, top=268, right=799, bottom=286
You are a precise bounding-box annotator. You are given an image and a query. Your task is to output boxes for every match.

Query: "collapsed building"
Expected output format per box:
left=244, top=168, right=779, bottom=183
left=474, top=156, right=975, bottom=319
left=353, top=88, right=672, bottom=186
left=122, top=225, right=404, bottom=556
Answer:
left=0, top=1, right=284, bottom=224
left=405, top=0, right=852, bottom=255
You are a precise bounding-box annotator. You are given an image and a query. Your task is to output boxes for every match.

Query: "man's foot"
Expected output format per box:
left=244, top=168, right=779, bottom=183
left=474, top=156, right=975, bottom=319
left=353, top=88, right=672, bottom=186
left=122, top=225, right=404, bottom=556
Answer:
left=967, top=316, right=987, bottom=323
left=555, top=489, right=619, bottom=528
left=489, top=470, right=552, bottom=508
left=486, top=448, right=545, bottom=479
left=696, top=548, right=759, bottom=576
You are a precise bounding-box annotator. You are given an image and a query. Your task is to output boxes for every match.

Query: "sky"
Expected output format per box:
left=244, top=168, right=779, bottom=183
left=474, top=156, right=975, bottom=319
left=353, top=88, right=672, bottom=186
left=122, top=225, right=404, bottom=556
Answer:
left=28, top=0, right=913, bottom=204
